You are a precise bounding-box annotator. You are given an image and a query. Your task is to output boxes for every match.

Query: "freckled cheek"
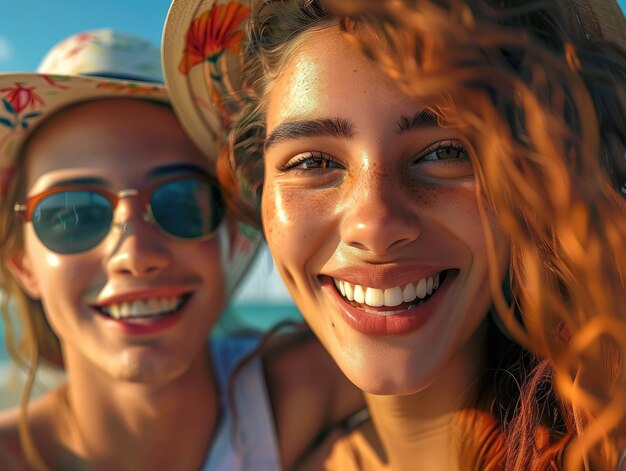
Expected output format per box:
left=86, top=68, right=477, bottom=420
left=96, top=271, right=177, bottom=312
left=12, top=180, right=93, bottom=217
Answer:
left=261, top=184, right=339, bottom=268
left=401, top=178, right=491, bottom=232
left=262, top=186, right=309, bottom=263
left=423, top=181, right=509, bottom=258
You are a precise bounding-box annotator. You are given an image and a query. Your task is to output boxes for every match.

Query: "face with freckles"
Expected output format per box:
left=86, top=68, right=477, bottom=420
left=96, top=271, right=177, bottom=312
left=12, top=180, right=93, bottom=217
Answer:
left=8, top=99, right=228, bottom=384
left=262, top=28, right=509, bottom=395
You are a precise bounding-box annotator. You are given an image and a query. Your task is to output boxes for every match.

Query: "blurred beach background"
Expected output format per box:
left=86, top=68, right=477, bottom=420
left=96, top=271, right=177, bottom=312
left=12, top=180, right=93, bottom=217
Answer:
left=1, top=0, right=625, bottom=408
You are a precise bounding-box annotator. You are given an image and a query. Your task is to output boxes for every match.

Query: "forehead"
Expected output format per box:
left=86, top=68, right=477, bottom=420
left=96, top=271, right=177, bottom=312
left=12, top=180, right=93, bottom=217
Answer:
left=23, top=98, right=210, bottom=191
left=266, top=27, right=421, bottom=130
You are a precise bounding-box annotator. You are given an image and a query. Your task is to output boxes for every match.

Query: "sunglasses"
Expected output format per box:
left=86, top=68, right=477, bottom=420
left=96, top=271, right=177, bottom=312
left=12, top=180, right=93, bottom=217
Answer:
left=14, top=175, right=225, bottom=254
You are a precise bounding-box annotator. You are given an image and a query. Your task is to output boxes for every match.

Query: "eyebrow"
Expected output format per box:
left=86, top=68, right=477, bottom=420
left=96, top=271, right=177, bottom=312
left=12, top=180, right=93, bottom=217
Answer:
left=41, top=164, right=210, bottom=191
left=265, top=110, right=441, bottom=149
left=47, top=177, right=108, bottom=189
left=147, top=163, right=211, bottom=179
left=264, top=118, right=355, bottom=150
left=396, top=109, right=440, bottom=134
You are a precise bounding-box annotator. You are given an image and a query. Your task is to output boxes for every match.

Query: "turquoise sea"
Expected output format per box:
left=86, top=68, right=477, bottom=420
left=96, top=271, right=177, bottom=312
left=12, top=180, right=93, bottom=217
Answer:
left=0, top=328, right=7, bottom=362
left=0, top=303, right=303, bottom=364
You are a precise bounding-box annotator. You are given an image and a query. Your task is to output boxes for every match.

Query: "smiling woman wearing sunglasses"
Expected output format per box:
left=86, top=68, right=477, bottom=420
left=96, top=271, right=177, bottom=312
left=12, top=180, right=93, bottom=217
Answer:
left=0, top=30, right=361, bottom=470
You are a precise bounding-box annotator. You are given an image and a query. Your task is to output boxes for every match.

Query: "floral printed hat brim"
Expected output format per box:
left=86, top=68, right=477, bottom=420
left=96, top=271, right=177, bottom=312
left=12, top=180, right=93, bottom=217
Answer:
left=162, top=0, right=252, bottom=164
left=0, top=73, right=168, bottom=182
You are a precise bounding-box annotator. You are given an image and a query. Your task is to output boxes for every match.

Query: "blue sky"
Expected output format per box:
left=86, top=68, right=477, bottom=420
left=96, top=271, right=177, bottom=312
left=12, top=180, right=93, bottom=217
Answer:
left=0, top=0, right=625, bottom=72
left=0, top=0, right=171, bottom=72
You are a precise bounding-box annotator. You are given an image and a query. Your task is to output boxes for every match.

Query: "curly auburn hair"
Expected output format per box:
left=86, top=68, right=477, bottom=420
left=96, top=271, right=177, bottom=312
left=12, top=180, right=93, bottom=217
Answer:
left=221, top=0, right=626, bottom=469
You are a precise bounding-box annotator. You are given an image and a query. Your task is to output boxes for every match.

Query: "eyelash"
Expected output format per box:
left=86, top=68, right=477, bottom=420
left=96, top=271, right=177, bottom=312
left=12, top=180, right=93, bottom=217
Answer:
left=278, top=151, right=342, bottom=172
left=415, top=141, right=469, bottom=163
left=277, top=141, right=468, bottom=173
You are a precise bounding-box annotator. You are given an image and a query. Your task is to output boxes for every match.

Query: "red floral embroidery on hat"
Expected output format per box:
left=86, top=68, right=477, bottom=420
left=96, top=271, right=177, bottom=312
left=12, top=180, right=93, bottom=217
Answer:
left=0, top=83, right=44, bottom=114
left=178, top=1, right=250, bottom=75
left=42, top=75, right=71, bottom=90
left=65, top=32, right=97, bottom=60
left=0, top=83, right=44, bottom=130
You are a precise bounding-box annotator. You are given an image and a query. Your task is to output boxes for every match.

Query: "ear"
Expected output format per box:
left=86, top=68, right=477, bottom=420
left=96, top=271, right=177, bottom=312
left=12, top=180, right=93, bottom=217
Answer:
left=6, top=250, right=41, bottom=299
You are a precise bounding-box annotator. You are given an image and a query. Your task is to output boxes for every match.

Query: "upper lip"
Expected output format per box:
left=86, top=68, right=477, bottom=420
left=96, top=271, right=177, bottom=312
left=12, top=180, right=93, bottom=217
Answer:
left=94, top=286, right=192, bottom=307
left=322, top=263, right=450, bottom=289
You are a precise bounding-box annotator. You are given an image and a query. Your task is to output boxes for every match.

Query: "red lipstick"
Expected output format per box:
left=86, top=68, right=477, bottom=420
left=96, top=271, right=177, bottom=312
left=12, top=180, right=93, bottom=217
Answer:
left=322, top=270, right=456, bottom=336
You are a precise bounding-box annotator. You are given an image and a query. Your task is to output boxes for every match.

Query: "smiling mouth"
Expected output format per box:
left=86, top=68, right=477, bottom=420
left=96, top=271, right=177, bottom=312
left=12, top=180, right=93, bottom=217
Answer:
left=94, top=294, right=192, bottom=321
left=331, top=270, right=451, bottom=315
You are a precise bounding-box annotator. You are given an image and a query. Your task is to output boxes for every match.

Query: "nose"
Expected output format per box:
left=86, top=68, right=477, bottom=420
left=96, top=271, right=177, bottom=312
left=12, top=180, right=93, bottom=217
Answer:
left=104, top=198, right=170, bottom=277
left=340, top=170, right=421, bottom=255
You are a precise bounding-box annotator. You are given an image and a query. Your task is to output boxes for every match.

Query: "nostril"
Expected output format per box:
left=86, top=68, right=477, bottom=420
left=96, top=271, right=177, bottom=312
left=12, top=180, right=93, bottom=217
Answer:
left=144, top=265, right=161, bottom=274
left=388, top=237, right=413, bottom=251
left=348, top=241, right=369, bottom=251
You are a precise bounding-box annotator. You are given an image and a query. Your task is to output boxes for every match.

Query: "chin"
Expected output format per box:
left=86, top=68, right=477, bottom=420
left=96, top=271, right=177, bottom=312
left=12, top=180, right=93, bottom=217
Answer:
left=348, top=367, right=437, bottom=396
left=108, top=353, right=189, bottom=384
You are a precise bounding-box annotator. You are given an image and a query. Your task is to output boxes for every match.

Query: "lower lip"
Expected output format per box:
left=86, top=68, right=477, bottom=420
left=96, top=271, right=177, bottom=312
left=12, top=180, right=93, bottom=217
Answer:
left=322, top=272, right=455, bottom=336
left=96, top=299, right=189, bottom=336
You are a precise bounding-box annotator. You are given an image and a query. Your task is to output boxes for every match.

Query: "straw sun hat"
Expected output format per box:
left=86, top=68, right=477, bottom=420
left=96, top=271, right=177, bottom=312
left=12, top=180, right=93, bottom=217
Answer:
left=0, top=29, right=260, bottom=294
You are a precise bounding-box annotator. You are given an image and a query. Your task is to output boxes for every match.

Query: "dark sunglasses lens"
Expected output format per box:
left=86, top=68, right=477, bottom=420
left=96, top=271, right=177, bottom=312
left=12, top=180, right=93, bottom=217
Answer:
left=32, top=191, right=113, bottom=254
left=150, top=179, right=224, bottom=239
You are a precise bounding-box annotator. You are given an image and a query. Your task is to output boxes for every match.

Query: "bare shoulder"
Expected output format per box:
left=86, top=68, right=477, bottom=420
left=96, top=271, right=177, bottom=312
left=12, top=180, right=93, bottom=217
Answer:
left=263, top=329, right=363, bottom=421
left=261, top=329, right=365, bottom=469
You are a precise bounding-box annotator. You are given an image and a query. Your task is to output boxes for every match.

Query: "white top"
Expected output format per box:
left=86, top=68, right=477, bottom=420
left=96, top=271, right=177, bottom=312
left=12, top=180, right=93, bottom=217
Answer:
left=201, top=336, right=281, bottom=471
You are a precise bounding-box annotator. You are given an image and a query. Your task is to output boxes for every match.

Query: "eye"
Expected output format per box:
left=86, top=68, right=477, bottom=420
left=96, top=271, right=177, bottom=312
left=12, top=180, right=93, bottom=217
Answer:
left=416, top=141, right=470, bottom=163
left=278, top=151, right=344, bottom=172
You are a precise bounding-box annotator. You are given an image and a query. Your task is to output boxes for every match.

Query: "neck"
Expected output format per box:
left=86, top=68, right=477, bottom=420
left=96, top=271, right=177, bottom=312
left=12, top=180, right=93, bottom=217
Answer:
left=365, top=323, right=487, bottom=470
left=58, top=343, right=218, bottom=470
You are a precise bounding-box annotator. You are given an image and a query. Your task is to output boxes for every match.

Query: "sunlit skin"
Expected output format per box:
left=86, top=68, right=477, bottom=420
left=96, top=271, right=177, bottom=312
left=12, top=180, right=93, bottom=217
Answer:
left=262, top=28, right=509, bottom=469
left=3, top=99, right=225, bottom=469
left=17, top=99, right=227, bottom=385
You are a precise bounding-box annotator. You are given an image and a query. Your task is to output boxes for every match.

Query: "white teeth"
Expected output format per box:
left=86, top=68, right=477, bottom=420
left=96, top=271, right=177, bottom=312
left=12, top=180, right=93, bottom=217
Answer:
left=384, top=287, right=403, bottom=307
left=426, top=276, right=434, bottom=296
left=365, top=288, right=384, bottom=307
left=334, top=279, right=346, bottom=297
left=416, top=278, right=427, bottom=299
left=402, top=283, right=416, bottom=303
left=109, top=304, right=121, bottom=319
left=147, top=298, right=160, bottom=312
left=131, top=301, right=143, bottom=316
left=121, top=302, right=131, bottom=315
left=332, top=272, right=445, bottom=309
left=353, top=285, right=365, bottom=304
left=344, top=282, right=354, bottom=301
left=160, top=298, right=172, bottom=312
left=101, top=296, right=183, bottom=319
